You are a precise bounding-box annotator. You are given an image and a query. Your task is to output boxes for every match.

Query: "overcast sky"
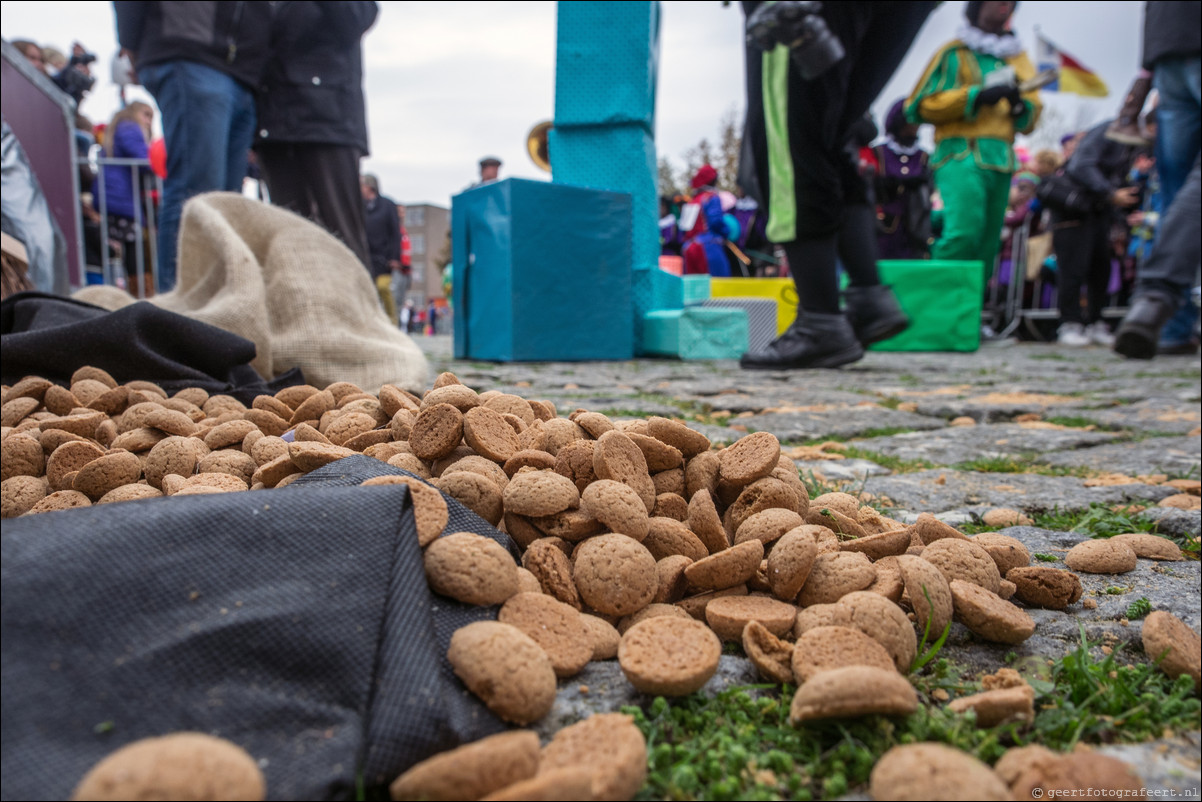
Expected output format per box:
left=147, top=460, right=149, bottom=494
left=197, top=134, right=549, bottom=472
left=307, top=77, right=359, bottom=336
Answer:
left=3, top=1, right=1143, bottom=206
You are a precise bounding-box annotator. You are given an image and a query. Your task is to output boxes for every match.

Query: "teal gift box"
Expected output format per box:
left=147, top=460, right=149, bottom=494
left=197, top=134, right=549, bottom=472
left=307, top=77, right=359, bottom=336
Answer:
left=642, top=307, right=748, bottom=360
left=554, top=1, right=660, bottom=131
left=550, top=124, right=659, bottom=274
left=451, top=178, right=633, bottom=361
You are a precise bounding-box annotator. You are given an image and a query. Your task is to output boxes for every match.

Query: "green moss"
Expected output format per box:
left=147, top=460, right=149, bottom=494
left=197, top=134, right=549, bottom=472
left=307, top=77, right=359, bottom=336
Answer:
left=624, top=629, right=1200, bottom=800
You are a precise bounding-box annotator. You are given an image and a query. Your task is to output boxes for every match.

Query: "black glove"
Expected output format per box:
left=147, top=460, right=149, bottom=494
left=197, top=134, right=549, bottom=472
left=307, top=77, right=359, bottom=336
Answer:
left=974, top=83, right=1019, bottom=111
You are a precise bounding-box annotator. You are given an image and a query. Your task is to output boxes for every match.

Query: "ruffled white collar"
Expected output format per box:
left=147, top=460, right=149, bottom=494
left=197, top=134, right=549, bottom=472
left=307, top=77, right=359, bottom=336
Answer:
left=955, top=23, right=1024, bottom=58
left=885, top=137, right=924, bottom=157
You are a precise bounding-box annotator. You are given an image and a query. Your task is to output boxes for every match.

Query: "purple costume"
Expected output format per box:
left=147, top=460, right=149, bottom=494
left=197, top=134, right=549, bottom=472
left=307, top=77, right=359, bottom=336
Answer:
left=873, top=100, right=933, bottom=260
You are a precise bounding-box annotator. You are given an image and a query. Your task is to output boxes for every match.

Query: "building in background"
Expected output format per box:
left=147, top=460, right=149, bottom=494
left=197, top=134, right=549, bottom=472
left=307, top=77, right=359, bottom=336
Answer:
left=402, top=203, right=449, bottom=305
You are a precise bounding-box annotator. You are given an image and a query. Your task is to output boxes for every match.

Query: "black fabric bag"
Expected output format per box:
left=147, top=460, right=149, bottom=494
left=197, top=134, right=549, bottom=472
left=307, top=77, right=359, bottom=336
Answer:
left=1, top=456, right=512, bottom=801
left=1037, top=171, right=1102, bottom=217
left=0, top=291, right=303, bottom=404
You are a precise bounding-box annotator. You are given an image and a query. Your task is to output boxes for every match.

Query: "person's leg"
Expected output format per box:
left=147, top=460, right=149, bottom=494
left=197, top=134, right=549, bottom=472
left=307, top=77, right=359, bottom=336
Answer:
left=1158, top=287, right=1199, bottom=351
left=255, top=144, right=312, bottom=219
left=301, top=145, right=371, bottom=269
left=932, top=158, right=988, bottom=267
left=740, top=16, right=859, bottom=367
left=829, top=4, right=934, bottom=347
left=1084, top=218, right=1115, bottom=326
left=979, top=169, right=1013, bottom=288
left=839, top=201, right=910, bottom=346
left=1148, top=56, right=1201, bottom=349
left=836, top=2, right=939, bottom=134
left=1153, top=56, right=1202, bottom=207
left=223, top=77, right=257, bottom=193
left=391, top=271, right=410, bottom=325
left=1052, top=221, right=1091, bottom=334
left=375, top=274, right=397, bottom=321
left=1117, top=157, right=1202, bottom=358
left=139, top=61, right=237, bottom=291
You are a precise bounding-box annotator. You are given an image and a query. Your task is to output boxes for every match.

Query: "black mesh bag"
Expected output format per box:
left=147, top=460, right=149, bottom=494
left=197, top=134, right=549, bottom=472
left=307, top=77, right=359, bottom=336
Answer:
left=1, top=456, right=514, bottom=801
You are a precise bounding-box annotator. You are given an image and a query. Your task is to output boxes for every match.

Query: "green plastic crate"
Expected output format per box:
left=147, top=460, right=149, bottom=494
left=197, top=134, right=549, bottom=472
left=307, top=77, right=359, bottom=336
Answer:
left=869, top=260, right=984, bottom=352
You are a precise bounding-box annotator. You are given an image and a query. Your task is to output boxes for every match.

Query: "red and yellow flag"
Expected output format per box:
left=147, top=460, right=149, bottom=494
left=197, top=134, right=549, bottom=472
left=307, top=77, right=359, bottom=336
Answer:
left=1035, top=33, right=1109, bottom=97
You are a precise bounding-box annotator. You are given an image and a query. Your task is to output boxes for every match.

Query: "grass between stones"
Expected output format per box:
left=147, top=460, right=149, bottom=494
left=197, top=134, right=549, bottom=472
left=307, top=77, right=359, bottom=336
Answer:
left=836, top=446, right=934, bottom=474
left=951, top=455, right=1094, bottom=478
left=624, top=629, right=1200, bottom=801
left=957, top=503, right=1197, bottom=558
left=1031, top=504, right=1156, bottom=537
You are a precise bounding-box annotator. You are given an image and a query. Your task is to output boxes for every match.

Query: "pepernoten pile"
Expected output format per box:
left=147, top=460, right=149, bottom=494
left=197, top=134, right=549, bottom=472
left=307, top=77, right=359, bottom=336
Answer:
left=2, top=367, right=1199, bottom=801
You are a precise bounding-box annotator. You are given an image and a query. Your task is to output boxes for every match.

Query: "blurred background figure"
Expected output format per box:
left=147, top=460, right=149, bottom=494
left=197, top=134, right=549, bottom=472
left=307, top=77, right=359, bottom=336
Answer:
left=680, top=164, right=731, bottom=277
left=10, top=39, right=46, bottom=73
left=96, top=100, right=155, bottom=296
left=906, top=0, right=1042, bottom=291
left=50, top=42, right=97, bottom=106
left=871, top=98, right=932, bottom=260
left=361, top=172, right=401, bottom=323
left=255, top=1, right=378, bottom=270
left=395, top=204, right=413, bottom=320
left=1048, top=117, right=1144, bottom=346
left=473, top=156, right=502, bottom=187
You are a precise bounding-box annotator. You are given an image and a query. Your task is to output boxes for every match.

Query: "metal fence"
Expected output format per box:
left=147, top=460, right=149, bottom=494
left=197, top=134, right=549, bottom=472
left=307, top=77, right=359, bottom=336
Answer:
left=84, top=154, right=162, bottom=298
left=984, top=211, right=1130, bottom=341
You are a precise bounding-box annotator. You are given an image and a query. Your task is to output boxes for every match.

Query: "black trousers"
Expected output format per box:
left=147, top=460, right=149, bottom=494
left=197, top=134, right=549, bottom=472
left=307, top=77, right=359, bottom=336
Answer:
left=742, top=1, right=936, bottom=242
left=257, top=143, right=371, bottom=270
left=1052, top=214, right=1113, bottom=325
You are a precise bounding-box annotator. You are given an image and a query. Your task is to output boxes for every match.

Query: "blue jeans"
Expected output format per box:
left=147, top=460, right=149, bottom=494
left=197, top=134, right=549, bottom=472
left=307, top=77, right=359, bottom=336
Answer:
left=1150, top=57, right=1202, bottom=345
left=139, top=61, right=256, bottom=291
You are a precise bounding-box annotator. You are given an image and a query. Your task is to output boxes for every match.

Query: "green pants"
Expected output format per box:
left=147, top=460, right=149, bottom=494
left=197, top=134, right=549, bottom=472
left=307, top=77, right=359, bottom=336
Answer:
left=932, top=156, right=1012, bottom=285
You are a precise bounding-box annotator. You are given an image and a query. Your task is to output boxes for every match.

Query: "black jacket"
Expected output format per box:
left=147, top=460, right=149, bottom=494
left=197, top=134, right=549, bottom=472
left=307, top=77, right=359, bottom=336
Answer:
left=1066, top=121, right=1134, bottom=201
left=364, top=194, right=401, bottom=278
left=1142, top=1, right=1201, bottom=69
left=254, top=1, right=377, bottom=154
left=114, top=1, right=273, bottom=90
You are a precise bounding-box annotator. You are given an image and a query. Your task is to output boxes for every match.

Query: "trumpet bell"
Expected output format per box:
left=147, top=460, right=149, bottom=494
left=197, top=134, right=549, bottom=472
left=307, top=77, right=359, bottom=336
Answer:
left=527, top=120, right=553, bottom=172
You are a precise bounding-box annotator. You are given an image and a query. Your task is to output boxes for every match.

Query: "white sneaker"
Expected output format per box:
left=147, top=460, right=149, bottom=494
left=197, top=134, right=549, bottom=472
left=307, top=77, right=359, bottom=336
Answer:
left=1086, top=321, right=1115, bottom=347
left=1057, top=322, right=1091, bottom=346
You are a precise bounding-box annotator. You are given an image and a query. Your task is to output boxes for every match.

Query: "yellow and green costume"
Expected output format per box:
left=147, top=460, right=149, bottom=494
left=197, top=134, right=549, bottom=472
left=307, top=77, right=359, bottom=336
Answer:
left=906, top=40, right=1041, bottom=283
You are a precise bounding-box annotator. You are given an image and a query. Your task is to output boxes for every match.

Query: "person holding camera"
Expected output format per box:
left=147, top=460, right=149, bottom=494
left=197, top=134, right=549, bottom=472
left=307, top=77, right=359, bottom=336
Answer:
left=904, top=1, right=1041, bottom=293
left=51, top=43, right=97, bottom=106
left=738, top=0, right=937, bottom=370
left=1046, top=119, right=1146, bottom=346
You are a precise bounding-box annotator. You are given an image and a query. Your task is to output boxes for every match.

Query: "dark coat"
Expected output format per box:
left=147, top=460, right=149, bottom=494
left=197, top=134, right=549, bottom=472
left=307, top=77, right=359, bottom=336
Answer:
left=364, top=194, right=401, bottom=278
left=114, top=1, right=273, bottom=90
left=1065, top=120, right=1134, bottom=200
left=254, top=1, right=377, bottom=155
left=1142, top=0, right=1201, bottom=69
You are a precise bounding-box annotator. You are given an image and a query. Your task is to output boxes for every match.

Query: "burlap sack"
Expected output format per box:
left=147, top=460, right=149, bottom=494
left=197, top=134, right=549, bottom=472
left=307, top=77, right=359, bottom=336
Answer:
left=77, top=192, right=428, bottom=393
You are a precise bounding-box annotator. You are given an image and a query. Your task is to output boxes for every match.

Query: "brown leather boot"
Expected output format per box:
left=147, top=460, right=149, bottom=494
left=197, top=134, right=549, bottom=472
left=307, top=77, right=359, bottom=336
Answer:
left=1105, top=75, right=1153, bottom=146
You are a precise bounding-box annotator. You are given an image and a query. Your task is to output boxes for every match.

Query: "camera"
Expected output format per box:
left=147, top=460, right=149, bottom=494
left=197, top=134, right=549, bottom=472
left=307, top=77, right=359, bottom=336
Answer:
left=746, top=1, right=845, bottom=80
left=54, top=65, right=96, bottom=104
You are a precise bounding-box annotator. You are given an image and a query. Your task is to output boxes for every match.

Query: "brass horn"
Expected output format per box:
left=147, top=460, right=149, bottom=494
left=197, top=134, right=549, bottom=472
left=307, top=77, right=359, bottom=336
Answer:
left=526, top=120, right=552, bottom=172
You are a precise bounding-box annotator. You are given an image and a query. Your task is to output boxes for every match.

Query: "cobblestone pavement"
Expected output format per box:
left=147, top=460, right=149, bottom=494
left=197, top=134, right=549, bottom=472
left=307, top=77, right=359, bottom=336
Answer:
left=417, top=334, right=1201, bottom=793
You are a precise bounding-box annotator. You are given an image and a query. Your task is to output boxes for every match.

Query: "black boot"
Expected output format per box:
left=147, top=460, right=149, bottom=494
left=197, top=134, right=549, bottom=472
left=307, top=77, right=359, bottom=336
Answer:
left=740, top=311, right=864, bottom=369
left=843, top=284, right=909, bottom=347
left=1105, top=74, right=1153, bottom=146
left=1114, top=290, right=1178, bottom=359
